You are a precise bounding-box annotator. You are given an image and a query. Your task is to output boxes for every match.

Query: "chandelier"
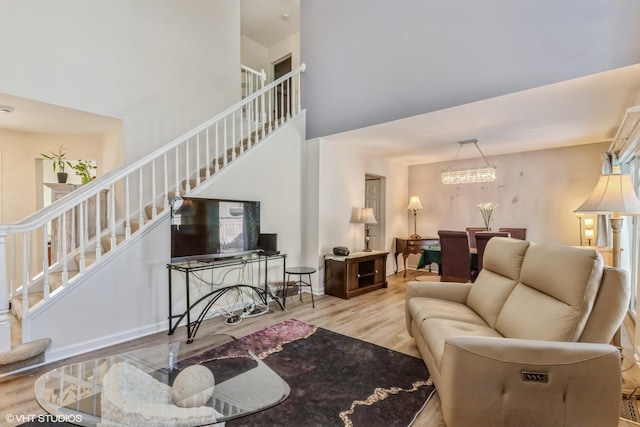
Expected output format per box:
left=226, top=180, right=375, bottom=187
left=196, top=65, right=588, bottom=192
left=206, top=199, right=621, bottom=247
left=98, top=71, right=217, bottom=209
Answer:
left=441, top=139, right=496, bottom=185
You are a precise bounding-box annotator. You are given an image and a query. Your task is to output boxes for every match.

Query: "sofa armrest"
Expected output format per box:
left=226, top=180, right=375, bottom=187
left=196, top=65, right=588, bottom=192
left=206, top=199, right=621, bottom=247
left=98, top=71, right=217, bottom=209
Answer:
left=405, top=281, right=473, bottom=334
left=406, top=280, right=472, bottom=303
left=439, top=336, right=621, bottom=427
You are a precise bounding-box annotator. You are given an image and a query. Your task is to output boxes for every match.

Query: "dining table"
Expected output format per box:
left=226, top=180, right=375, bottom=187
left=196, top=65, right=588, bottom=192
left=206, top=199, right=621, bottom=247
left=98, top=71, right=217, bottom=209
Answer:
left=417, top=246, right=478, bottom=274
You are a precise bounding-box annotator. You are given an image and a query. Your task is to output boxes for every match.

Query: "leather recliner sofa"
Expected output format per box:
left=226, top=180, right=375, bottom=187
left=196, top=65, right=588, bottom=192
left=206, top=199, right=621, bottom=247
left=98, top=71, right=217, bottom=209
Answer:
left=405, top=237, right=630, bottom=427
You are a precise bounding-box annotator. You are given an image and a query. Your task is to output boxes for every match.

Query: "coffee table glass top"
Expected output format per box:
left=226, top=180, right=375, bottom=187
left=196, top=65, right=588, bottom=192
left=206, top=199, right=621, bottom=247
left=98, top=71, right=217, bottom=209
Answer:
left=34, top=333, right=290, bottom=426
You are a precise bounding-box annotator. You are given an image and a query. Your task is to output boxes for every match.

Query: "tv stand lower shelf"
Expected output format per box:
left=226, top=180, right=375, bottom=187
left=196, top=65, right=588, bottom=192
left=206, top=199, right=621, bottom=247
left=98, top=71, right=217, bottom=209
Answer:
left=324, top=251, right=388, bottom=299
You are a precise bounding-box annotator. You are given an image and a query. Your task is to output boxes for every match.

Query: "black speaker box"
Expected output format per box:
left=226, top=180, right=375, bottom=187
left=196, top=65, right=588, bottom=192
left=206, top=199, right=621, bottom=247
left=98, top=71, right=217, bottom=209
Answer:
left=258, top=233, right=278, bottom=255
left=333, top=246, right=349, bottom=256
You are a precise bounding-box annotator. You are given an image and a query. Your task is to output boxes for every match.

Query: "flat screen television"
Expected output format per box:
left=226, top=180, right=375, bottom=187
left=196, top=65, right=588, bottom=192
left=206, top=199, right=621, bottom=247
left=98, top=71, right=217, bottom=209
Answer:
left=170, top=197, right=260, bottom=262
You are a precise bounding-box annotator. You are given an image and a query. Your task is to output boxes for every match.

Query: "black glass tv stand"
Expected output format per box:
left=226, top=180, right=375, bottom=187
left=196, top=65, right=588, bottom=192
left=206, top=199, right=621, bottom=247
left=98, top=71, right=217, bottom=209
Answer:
left=166, top=253, right=287, bottom=343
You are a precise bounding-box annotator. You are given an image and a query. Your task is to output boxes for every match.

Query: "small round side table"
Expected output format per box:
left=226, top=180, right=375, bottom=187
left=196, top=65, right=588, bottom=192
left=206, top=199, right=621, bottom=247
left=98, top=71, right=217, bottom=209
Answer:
left=284, top=266, right=316, bottom=308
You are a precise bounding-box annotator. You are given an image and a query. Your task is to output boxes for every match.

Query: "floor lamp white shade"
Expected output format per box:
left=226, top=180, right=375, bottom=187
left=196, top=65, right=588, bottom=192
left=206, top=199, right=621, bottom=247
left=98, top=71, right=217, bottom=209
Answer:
left=574, top=172, right=640, bottom=268
left=575, top=172, right=640, bottom=347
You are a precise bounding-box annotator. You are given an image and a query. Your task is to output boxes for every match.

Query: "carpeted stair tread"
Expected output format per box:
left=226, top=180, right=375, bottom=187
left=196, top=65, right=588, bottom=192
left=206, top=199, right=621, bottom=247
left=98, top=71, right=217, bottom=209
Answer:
left=75, top=252, right=97, bottom=268
left=48, top=271, right=77, bottom=290
left=185, top=137, right=264, bottom=189
left=11, top=292, right=44, bottom=320
left=144, top=204, right=165, bottom=220
left=0, top=337, right=51, bottom=374
left=9, top=312, right=20, bottom=347
left=199, top=166, right=217, bottom=179
left=101, top=234, right=126, bottom=253
left=130, top=218, right=150, bottom=233
left=181, top=178, right=197, bottom=191
left=11, top=268, right=78, bottom=320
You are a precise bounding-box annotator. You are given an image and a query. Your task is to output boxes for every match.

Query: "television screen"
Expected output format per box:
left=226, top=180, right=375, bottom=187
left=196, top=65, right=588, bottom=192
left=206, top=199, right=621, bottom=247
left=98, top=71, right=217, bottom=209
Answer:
left=170, top=197, right=260, bottom=262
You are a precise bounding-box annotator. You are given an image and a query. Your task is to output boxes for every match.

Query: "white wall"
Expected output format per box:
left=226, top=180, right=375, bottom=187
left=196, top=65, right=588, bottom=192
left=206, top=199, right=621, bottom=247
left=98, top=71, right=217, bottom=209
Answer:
left=241, top=32, right=301, bottom=83
left=0, top=0, right=240, bottom=166
left=241, top=35, right=270, bottom=74
left=0, top=130, right=105, bottom=223
left=311, top=137, right=409, bottom=281
left=406, top=141, right=609, bottom=267
left=269, top=32, right=301, bottom=78
left=31, top=218, right=170, bottom=360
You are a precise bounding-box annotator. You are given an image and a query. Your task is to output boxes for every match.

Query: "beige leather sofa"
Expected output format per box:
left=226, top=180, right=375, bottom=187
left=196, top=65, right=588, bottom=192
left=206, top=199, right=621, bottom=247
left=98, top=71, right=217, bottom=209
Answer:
left=406, top=237, right=630, bottom=427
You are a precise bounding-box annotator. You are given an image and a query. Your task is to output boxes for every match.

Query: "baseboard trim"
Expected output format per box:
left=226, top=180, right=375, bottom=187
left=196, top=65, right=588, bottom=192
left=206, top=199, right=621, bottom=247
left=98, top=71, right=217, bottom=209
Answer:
left=43, top=321, right=166, bottom=365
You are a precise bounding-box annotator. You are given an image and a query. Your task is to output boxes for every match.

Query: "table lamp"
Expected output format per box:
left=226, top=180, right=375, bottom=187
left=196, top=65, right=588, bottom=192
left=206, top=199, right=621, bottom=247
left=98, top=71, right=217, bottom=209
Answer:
left=584, top=228, right=595, bottom=246
left=359, top=207, right=377, bottom=252
left=407, top=196, right=423, bottom=239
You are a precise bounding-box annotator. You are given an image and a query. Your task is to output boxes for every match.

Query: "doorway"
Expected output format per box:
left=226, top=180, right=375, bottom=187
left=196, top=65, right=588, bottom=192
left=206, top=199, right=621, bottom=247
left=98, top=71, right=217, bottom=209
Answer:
left=365, top=174, right=386, bottom=251
left=272, top=55, right=292, bottom=120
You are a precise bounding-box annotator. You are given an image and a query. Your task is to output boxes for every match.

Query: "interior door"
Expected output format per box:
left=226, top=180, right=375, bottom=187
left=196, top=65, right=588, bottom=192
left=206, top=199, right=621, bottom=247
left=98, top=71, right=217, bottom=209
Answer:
left=365, top=176, right=381, bottom=250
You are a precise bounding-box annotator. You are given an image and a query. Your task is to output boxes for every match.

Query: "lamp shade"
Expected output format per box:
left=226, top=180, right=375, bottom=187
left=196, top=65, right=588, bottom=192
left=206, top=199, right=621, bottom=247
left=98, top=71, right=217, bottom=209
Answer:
left=574, top=173, right=640, bottom=215
left=407, top=196, right=423, bottom=211
left=359, top=207, right=377, bottom=224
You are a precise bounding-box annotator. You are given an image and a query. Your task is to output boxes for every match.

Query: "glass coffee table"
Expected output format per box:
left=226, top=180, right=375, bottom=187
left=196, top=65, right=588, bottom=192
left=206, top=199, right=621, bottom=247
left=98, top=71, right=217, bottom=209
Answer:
left=34, top=334, right=290, bottom=426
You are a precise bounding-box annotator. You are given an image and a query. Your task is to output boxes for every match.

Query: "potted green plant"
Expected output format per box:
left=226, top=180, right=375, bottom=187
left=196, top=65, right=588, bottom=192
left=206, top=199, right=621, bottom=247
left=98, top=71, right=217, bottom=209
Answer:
left=68, top=159, right=97, bottom=184
left=41, top=145, right=69, bottom=183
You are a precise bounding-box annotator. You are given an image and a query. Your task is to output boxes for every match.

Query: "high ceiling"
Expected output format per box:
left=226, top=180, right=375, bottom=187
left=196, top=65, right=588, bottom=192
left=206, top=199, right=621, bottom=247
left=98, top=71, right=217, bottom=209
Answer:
left=239, top=0, right=640, bottom=166
left=322, top=64, right=640, bottom=165
left=2, top=0, right=639, bottom=169
left=241, top=0, right=299, bottom=48
left=300, top=0, right=640, bottom=165
left=0, top=92, right=118, bottom=135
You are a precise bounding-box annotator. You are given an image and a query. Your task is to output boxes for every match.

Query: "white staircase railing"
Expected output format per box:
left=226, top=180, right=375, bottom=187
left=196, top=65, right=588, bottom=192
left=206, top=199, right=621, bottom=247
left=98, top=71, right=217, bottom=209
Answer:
left=241, top=65, right=266, bottom=98
left=241, top=65, right=267, bottom=124
left=0, top=63, right=306, bottom=352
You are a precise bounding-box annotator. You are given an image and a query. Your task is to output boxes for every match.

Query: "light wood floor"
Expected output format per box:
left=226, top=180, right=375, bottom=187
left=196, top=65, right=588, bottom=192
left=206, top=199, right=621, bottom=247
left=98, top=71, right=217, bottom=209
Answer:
left=0, top=269, right=637, bottom=427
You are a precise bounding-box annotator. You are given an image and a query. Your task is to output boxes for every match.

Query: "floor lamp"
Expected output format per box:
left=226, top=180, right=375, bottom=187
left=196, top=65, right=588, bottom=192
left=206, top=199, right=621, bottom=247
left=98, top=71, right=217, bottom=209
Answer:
left=574, top=171, right=640, bottom=346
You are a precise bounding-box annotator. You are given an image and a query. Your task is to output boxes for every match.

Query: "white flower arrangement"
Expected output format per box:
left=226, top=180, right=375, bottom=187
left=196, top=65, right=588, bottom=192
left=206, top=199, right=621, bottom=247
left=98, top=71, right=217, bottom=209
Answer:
left=477, top=203, right=497, bottom=231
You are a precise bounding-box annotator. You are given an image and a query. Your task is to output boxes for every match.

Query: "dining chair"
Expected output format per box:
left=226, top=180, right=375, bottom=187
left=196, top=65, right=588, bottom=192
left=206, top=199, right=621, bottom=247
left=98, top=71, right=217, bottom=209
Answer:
left=475, top=231, right=510, bottom=271
left=498, top=227, right=527, bottom=240
left=465, top=227, right=488, bottom=248
left=438, top=230, right=476, bottom=282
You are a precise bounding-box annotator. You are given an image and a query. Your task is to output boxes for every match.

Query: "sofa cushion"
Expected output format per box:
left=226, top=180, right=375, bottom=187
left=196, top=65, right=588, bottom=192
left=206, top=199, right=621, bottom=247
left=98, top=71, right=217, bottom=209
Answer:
left=408, top=297, right=488, bottom=327
left=466, top=238, right=529, bottom=327
left=420, top=318, right=503, bottom=371
left=495, top=243, right=603, bottom=341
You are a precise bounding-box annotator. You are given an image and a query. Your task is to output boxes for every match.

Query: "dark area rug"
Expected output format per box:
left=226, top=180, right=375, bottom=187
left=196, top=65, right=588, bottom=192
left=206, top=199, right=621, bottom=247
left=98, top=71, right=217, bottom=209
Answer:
left=19, top=319, right=434, bottom=427
left=188, top=319, right=434, bottom=426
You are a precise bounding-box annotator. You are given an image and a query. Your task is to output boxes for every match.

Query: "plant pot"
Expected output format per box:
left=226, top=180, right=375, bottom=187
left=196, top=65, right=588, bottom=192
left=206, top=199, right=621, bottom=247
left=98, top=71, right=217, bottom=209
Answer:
left=57, top=172, right=68, bottom=183
left=81, top=176, right=93, bottom=185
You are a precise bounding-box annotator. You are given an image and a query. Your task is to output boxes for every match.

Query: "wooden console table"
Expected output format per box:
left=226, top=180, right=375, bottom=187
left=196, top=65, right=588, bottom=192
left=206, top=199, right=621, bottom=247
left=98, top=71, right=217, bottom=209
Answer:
left=324, top=251, right=388, bottom=299
left=394, top=237, right=439, bottom=277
